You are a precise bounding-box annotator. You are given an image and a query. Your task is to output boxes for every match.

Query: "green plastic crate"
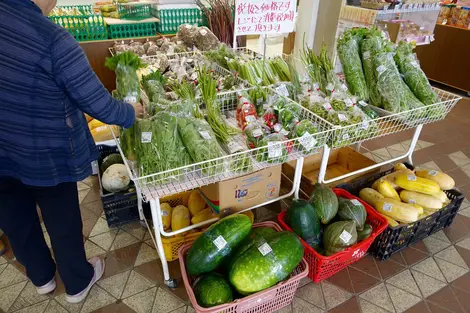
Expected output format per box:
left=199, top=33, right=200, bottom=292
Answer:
left=108, top=22, right=157, bottom=39
left=49, top=5, right=108, bottom=41
left=153, top=7, right=203, bottom=35
left=118, top=3, right=153, bottom=20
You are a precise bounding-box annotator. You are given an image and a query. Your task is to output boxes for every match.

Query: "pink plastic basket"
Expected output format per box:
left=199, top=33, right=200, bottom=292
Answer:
left=178, top=221, right=309, bottom=313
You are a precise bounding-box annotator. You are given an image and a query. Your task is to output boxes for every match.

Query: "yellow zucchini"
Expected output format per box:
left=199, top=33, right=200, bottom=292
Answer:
left=395, top=173, right=441, bottom=196
left=359, top=188, right=384, bottom=207
left=400, top=190, right=443, bottom=210
left=375, top=198, right=420, bottom=223
left=371, top=169, right=414, bottom=190
left=188, top=190, right=206, bottom=216
left=394, top=163, right=408, bottom=171
left=432, top=190, right=449, bottom=204
left=377, top=179, right=401, bottom=201
left=409, top=204, right=424, bottom=215
left=415, top=169, right=455, bottom=190
left=160, top=203, right=172, bottom=230
left=379, top=213, right=400, bottom=227
left=90, top=125, right=118, bottom=142
left=88, top=119, right=106, bottom=131
left=171, top=205, right=190, bottom=232
left=191, top=208, right=218, bottom=225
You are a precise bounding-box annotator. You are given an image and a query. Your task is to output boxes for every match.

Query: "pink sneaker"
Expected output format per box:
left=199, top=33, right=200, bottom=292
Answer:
left=36, top=278, right=57, bottom=295
left=66, top=257, right=105, bottom=303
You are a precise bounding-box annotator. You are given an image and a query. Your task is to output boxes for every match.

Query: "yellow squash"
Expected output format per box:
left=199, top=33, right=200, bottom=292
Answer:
left=394, top=173, right=441, bottom=196
left=379, top=213, right=400, bottom=227
left=400, top=190, right=443, bottom=210
left=88, top=119, right=106, bottom=131
left=85, top=113, right=93, bottom=123
left=191, top=208, right=218, bottom=225
left=432, top=190, right=450, bottom=204
left=188, top=190, right=206, bottom=216
left=375, top=198, right=420, bottom=223
left=376, top=179, right=401, bottom=201
left=415, top=169, right=455, bottom=190
left=409, top=204, right=424, bottom=215
left=394, top=163, right=408, bottom=171
left=171, top=205, right=190, bottom=232
left=240, top=211, right=255, bottom=223
left=90, top=125, right=118, bottom=142
left=371, top=169, right=414, bottom=190
left=160, top=203, right=172, bottom=230
left=359, top=188, right=384, bottom=207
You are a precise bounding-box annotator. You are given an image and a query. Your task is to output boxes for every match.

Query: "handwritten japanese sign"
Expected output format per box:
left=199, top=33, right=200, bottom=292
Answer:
left=234, top=0, right=296, bottom=36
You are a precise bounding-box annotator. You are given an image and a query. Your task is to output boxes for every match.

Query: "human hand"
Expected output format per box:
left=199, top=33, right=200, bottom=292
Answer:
left=132, top=102, right=144, bottom=118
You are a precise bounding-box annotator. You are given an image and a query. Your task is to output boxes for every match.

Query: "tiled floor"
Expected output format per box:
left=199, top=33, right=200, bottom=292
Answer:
left=1, top=96, right=470, bottom=313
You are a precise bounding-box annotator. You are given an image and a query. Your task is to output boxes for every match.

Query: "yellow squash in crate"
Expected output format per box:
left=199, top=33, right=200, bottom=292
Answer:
left=371, top=169, right=414, bottom=190
left=188, top=190, right=206, bottom=216
left=88, top=119, right=106, bottom=131
left=91, top=125, right=119, bottom=142
left=191, top=208, right=218, bottom=225
left=359, top=188, right=384, bottom=207
left=395, top=173, right=441, bottom=196
left=376, top=179, right=401, bottom=201
left=378, top=213, right=399, bottom=227
left=171, top=205, right=190, bottom=232
left=160, top=203, right=172, bottom=230
left=433, top=190, right=450, bottom=204
left=415, top=169, right=455, bottom=190
left=375, top=198, right=420, bottom=223
left=400, top=190, right=443, bottom=210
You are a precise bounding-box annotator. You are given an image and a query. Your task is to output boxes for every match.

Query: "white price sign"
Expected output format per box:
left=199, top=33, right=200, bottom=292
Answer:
left=234, top=0, right=296, bottom=36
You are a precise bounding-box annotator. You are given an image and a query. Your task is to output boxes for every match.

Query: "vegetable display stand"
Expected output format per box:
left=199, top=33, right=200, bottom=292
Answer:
left=112, top=87, right=333, bottom=287
left=49, top=5, right=107, bottom=41
left=278, top=189, right=388, bottom=283
left=118, top=2, right=153, bottom=20
left=178, top=221, right=309, bottom=313
left=338, top=166, right=465, bottom=261
left=107, top=20, right=158, bottom=39
left=152, top=5, right=203, bottom=35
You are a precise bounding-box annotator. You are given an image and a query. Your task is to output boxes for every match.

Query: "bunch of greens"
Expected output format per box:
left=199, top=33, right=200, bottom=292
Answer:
left=337, top=29, right=369, bottom=101
left=120, top=124, right=137, bottom=161
left=292, top=120, right=320, bottom=153
left=204, top=44, right=236, bottom=69
left=301, top=40, right=326, bottom=91
left=270, top=57, right=291, bottom=82
left=255, top=133, right=289, bottom=163
left=247, top=86, right=268, bottom=115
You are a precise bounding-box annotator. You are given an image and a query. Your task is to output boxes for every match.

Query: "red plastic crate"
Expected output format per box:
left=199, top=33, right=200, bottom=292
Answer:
left=178, top=221, right=309, bottom=313
left=278, top=188, right=388, bottom=283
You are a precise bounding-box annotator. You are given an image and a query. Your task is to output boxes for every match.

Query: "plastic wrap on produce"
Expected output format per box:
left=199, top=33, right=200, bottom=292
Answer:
left=115, top=64, right=140, bottom=103
left=255, top=133, right=289, bottom=163
left=177, top=24, right=198, bottom=47
left=360, top=31, right=385, bottom=107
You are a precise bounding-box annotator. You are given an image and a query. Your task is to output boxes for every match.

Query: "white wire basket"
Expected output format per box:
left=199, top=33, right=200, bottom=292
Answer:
left=114, top=88, right=332, bottom=201
left=294, top=88, right=461, bottom=149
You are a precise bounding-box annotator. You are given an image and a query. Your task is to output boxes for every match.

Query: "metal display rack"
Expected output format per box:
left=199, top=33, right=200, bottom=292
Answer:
left=111, top=45, right=461, bottom=287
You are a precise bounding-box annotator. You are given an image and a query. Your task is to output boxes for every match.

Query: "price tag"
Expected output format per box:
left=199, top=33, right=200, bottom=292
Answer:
left=227, top=141, right=243, bottom=154
left=342, top=133, right=350, bottom=140
left=280, top=128, right=290, bottom=136
left=410, top=61, right=419, bottom=68
left=408, top=175, right=417, bottom=181
left=409, top=199, right=416, bottom=204
left=362, top=121, right=370, bottom=130
left=363, top=51, right=371, bottom=60
left=323, top=103, right=333, bottom=111
left=273, top=123, right=282, bottom=132
left=383, top=203, right=393, bottom=212
left=344, top=98, right=354, bottom=107
left=338, top=113, right=348, bottom=122
left=141, top=132, right=152, bottom=143
left=258, top=243, right=273, bottom=256
left=124, top=96, right=137, bottom=103
left=245, top=115, right=256, bottom=123
left=268, top=142, right=283, bottom=158
left=339, top=230, right=352, bottom=243
left=213, top=235, right=227, bottom=251
left=428, top=170, right=438, bottom=177
left=161, top=210, right=169, bottom=216
left=341, top=84, right=348, bottom=92
left=252, top=128, right=263, bottom=138
left=199, top=131, right=212, bottom=140
left=276, top=84, right=290, bottom=97
left=351, top=199, right=362, bottom=206
left=359, top=100, right=368, bottom=107
left=299, top=132, right=317, bottom=151
left=326, top=83, right=335, bottom=91
left=377, top=65, right=387, bottom=75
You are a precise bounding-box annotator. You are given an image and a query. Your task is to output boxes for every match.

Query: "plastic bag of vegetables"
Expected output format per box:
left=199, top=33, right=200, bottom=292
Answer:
left=244, top=120, right=270, bottom=149
left=255, top=133, right=289, bottom=163
left=292, top=120, right=320, bottom=153
left=360, top=29, right=385, bottom=107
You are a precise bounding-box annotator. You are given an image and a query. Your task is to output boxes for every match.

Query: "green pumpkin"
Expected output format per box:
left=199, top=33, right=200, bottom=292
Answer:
left=286, top=199, right=322, bottom=249
left=323, top=220, right=357, bottom=256
left=337, top=197, right=367, bottom=231
left=309, top=183, right=339, bottom=224
left=357, top=224, right=373, bottom=241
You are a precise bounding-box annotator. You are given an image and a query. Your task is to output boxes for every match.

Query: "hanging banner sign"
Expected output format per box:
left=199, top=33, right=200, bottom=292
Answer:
left=234, top=0, right=296, bottom=36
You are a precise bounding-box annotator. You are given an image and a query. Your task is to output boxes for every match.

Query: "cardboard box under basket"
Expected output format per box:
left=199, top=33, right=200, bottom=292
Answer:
left=282, top=147, right=378, bottom=195
left=199, top=165, right=282, bottom=216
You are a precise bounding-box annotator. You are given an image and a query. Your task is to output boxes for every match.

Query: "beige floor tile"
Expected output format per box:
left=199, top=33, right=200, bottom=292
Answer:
left=78, top=182, right=91, bottom=192
left=458, top=207, right=470, bottom=218
left=295, top=282, right=325, bottom=310
left=97, top=270, right=131, bottom=299
left=123, top=287, right=156, bottom=313
left=386, top=270, right=421, bottom=297
left=418, top=161, right=442, bottom=172
left=122, top=270, right=155, bottom=299
left=10, top=281, right=50, bottom=311
left=423, top=236, right=451, bottom=254
left=135, top=243, right=159, bottom=267
left=321, top=281, right=352, bottom=310
left=13, top=300, right=49, bottom=313
left=435, top=258, right=468, bottom=283
left=55, top=293, right=84, bottom=313
left=276, top=304, right=293, bottom=313
left=411, top=258, right=446, bottom=282
left=417, top=140, right=434, bottom=149
left=121, top=223, right=146, bottom=241
left=151, top=287, right=186, bottom=313
left=89, top=218, right=111, bottom=237
left=372, top=148, right=392, bottom=159
left=0, top=263, right=7, bottom=276
left=388, top=143, right=407, bottom=153
left=143, top=231, right=152, bottom=242
left=449, top=151, right=470, bottom=167
left=387, top=148, right=405, bottom=158
left=386, top=283, right=421, bottom=313
left=456, top=236, right=470, bottom=250
left=462, top=198, right=470, bottom=210
left=359, top=283, right=395, bottom=312
left=429, top=230, right=451, bottom=243
left=359, top=298, right=391, bottom=313
left=186, top=306, right=195, bottom=313
left=110, top=230, right=140, bottom=251
left=434, top=246, right=468, bottom=269
left=44, top=300, right=68, bottom=313
left=0, top=281, right=27, bottom=312
left=411, top=270, right=446, bottom=298
left=84, top=240, right=106, bottom=259
left=80, top=285, right=116, bottom=313
left=78, top=189, right=91, bottom=204
left=89, top=230, right=118, bottom=251
left=292, top=297, right=323, bottom=313
left=0, top=264, right=27, bottom=289
left=0, top=256, right=6, bottom=265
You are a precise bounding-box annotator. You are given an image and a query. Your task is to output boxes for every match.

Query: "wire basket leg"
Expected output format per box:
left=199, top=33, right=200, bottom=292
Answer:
left=149, top=199, right=177, bottom=288
left=136, top=186, right=147, bottom=229
left=318, top=144, right=331, bottom=184
left=293, top=157, right=305, bottom=200
left=407, top=124, right=423, bottom=166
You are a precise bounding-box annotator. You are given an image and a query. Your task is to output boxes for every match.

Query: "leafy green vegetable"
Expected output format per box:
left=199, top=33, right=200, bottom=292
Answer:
left=360, top=29, right=385, bottom=107
left=255, top=133, right=288, bottom=163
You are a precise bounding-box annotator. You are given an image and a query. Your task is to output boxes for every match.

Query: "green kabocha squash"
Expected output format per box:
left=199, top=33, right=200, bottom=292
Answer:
left=286, top=199, right=322, bottom=249
left=337, top=197, right=367, bottom=231
left=357, top=224, right=373, bottom=241
left=309, top=183, right=339, bottom=224
left=323, top=220, right=357, bottom=256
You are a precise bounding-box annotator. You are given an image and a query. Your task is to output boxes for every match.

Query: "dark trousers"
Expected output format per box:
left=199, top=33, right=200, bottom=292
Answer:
left=0, top=177, right=94, bottom=295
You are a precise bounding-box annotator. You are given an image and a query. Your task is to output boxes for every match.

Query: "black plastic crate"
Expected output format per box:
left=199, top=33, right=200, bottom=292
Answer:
left=96, top=145, right=139, bottom=227
left=338, top=163, right=465, bottom=261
